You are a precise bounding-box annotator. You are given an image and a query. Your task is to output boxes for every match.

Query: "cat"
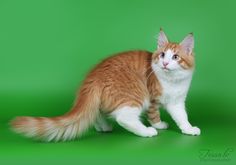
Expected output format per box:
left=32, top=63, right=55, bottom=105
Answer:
left=11, top=29, right=200, bottom=142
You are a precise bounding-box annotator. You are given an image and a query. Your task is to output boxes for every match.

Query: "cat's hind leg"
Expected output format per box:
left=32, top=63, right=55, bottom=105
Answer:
left=94, top=113, right=113, bottom=132
left=111, top=106, right=158, bottom=137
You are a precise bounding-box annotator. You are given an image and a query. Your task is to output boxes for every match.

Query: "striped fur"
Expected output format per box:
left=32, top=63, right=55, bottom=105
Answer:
left=147, top=99, right=161, bottom=124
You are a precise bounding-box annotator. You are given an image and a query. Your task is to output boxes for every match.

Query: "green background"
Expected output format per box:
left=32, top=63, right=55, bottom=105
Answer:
left=0, top=0, right=235, bottom=164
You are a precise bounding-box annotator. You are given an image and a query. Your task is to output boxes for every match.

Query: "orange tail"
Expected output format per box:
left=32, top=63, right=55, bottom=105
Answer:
left=10, top=86, right=101, bottom=142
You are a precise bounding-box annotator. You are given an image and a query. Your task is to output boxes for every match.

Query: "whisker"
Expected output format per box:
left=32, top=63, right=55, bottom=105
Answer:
left=146, top=66, right=160, bottom=81
left=142, top=66, right=152, bottom=74
left=146, top=69, right=155, bottom=81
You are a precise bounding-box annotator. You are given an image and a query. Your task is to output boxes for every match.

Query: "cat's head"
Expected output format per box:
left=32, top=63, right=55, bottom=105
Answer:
left=152, top=29, right=195, bottom=73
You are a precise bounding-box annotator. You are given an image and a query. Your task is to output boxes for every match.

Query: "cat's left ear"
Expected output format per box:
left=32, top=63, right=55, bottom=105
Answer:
left=180, top=33, right=194, bottom=55
left=157, top=28, right=169, bottom=49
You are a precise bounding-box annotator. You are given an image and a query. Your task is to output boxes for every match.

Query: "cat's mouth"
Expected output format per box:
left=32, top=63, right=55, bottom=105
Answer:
left=162, top=66, right=170, bottom=71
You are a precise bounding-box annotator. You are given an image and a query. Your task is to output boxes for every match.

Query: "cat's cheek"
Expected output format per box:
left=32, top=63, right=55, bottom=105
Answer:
left=172, top=62, right=182, bottom=70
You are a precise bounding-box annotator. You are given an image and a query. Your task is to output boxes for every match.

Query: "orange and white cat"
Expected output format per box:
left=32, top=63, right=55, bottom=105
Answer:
left=11, top=29, right=200, bottom=142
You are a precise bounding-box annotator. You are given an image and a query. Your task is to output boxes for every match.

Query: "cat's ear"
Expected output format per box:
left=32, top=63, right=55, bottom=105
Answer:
left=180, top=33, right=194, bottom=55
left=157, top=28, right=169, bottom=49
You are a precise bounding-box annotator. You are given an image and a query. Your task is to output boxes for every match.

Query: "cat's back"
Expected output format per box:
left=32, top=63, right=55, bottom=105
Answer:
left=93, top=50, right=152, bottom=77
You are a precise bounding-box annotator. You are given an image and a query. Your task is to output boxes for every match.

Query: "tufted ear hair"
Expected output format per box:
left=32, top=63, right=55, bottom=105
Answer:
left=180, top=33, right=194, bottom=55
left=157, top=28, right=169, bottom=49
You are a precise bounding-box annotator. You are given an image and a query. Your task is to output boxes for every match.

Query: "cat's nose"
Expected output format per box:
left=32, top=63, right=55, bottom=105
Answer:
left=163, top=62, right=169, bottom=66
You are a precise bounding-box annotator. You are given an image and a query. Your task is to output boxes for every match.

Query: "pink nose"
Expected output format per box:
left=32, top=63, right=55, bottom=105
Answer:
left=163, top=62, right=169, bottom=66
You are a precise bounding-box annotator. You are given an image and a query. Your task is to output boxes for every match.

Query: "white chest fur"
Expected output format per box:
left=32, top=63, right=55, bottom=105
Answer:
left=155, top=68, right=193, bottom=106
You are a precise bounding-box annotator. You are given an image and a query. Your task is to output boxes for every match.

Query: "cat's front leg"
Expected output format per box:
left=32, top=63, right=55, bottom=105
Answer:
left=147, top=100, right=168, bottom=129
left=166, top=103, right=200, bottom=136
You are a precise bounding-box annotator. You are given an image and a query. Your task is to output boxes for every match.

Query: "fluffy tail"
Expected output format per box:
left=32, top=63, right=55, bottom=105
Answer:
left=10, top=85, right=101, bottom=142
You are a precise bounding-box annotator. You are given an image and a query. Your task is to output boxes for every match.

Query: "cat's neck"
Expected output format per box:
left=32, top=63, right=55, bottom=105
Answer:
left=145, top=64, right=193, bottom=99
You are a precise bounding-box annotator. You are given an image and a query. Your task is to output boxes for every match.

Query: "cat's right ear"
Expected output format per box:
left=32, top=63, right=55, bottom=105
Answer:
left=157, top=28, right=169, bottom=49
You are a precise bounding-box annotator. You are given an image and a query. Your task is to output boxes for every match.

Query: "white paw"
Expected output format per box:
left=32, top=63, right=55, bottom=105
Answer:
left=151, top=121, right=169, bottom=129
left=182, top=126, right=201, bottom=136
left=138, top=127, right=158, bottom=137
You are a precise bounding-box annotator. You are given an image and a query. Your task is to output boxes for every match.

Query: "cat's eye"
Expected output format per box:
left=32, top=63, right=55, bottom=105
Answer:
left=160, top=52, right=165, bottom=58
left=172, top=54, right=180, bottom=60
